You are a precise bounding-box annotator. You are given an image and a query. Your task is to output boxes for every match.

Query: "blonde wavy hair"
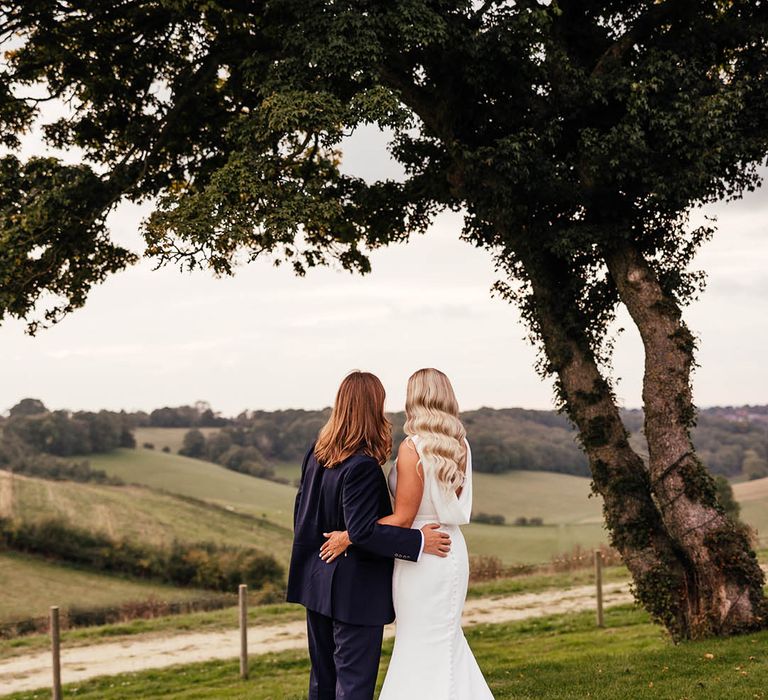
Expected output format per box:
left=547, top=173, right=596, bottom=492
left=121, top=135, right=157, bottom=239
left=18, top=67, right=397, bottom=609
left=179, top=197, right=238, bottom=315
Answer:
left=403, top=368, right=467, bottom=493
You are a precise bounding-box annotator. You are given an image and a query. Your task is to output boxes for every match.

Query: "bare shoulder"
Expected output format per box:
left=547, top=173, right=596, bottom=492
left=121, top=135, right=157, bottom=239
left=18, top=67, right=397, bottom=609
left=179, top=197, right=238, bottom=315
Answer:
left=397, top=437, right=419, bottom=461
left=396, top=438, right=422, bottom=478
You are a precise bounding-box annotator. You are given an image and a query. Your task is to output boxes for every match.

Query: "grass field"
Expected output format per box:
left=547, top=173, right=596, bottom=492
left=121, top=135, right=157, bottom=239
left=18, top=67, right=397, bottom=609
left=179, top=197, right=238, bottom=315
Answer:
left=472, top=470, right=602, bottom=524
left=0, top=470, right=293, bottom=627
left=4, top=605, right=767, bottom=700
left=463, top=521, right=608, bottom=564
left=273, top=456, right=609, bottom=562
left=81, top=448, right=297, bottom=529
left=0, top=552, right=209, bottom=625
left=734, top=475, right=768, bottom=548
left=133, top=427, right=223, bottom=453
left=0, top=471, right=293, bottom=563
left=87, top=447, right=608, bottom=565
left=81, top=438, right=768, bottom=563
left=273, top=461, right=604, bottom=525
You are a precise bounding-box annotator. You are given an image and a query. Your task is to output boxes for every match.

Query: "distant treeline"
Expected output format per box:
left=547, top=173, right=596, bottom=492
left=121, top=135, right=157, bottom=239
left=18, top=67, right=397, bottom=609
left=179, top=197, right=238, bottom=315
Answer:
left=174, top=405, right=767, bottom=480
left=177, top=407, right=768, bottom=478
left=172, top=407, right=591, bottom=476
left=4, top=398, right=135, bottom=455
left=4, top=398, right=768, bottom=480
left=0, top=398, right=133, bottom=483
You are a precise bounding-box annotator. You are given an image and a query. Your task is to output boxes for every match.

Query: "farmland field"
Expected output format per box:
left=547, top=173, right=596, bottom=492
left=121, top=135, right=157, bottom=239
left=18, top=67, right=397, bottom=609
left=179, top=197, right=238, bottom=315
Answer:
left=734, top=475, right=768, bottom=548
left=80, top=437, right=768, bottom=563
left=0, top=471, right=293, bottom=564
left=82, top=448, right=296, bottom=528
left=83, top=442, right=610, bottom=565
left=133, top=427, right=223, bottom=453
left=0, top=552, right=209, bottom=625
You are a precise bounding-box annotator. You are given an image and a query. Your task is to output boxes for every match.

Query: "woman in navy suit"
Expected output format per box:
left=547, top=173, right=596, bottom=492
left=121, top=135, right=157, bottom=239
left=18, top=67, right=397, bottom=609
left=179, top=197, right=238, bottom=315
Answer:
left=287, top=370, right=451, bottom=700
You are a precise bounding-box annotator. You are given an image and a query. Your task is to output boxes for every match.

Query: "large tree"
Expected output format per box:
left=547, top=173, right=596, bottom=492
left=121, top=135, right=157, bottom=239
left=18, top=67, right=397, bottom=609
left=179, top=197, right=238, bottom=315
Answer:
left=1, top=1, right=766, bottom=638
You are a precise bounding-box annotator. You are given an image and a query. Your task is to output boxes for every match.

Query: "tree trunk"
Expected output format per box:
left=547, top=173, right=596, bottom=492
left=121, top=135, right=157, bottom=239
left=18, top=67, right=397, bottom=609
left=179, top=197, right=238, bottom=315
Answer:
left=516, top=249, right=694, bottom=638
left=605, top=241, right=766, bottom=637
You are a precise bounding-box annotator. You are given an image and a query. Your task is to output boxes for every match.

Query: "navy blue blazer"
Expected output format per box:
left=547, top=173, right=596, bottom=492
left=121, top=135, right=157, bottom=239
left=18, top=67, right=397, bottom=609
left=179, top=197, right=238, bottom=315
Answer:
left=286, top=444, right=422, bottom=626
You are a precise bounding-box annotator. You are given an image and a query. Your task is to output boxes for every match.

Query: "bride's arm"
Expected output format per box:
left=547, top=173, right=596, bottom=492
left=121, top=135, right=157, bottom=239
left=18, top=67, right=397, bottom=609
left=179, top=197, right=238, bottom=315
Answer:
left=377, top=438, right=424, bottom=528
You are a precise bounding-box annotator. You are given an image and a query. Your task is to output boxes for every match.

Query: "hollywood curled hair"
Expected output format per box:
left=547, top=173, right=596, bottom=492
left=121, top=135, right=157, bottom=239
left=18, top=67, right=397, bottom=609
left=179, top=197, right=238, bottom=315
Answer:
left=314, top=370, right=392, bottom=468
left=403, top=368, right=467, bottom=492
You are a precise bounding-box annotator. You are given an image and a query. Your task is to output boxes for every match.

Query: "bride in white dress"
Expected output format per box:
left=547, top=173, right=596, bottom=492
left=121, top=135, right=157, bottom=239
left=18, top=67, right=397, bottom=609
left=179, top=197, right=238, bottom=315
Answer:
left=323, top=368, right=494, bottom=699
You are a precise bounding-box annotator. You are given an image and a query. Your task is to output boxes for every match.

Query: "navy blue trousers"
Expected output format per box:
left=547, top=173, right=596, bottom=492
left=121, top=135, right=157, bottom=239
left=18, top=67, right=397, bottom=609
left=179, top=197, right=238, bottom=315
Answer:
left=306, top=608, right=384, bottom=700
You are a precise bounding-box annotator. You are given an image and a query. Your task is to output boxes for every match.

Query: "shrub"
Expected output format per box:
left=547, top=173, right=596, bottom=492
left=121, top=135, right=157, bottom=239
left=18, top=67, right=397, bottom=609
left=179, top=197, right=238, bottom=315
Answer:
left=549, top=544, right=623, bottom=572
left=469, top=555, right=536, bottom=582
left=0, top=594, right=236, bottom=638
left=143, top=442, right=155, bottom=450
left=0, top=517, right=284, bottom=592
left=179, top=429, right=206, bottom=458
left=0, top=433, right=122, bottom=485
left=472, top=512, right=506, bottom=526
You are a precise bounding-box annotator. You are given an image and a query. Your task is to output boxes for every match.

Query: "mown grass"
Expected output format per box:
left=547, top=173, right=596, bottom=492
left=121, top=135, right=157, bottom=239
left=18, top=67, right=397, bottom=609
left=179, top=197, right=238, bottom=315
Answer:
left=5, top=605, right=768, bottom=700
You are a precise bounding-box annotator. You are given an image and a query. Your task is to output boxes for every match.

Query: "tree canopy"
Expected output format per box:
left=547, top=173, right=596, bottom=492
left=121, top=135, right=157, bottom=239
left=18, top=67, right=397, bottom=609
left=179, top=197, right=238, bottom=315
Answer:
left=1, top=2, right=766, bottom=352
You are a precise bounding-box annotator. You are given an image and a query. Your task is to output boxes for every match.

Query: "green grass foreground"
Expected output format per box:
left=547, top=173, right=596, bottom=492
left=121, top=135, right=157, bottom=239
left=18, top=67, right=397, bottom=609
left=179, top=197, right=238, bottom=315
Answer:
left=5, top=606, right=767, bottom=700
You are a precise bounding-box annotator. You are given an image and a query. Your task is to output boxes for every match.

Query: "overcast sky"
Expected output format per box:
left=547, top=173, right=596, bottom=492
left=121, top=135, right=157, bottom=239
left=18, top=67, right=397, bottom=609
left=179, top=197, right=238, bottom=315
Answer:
left=1, top=116, right=766, bottom=417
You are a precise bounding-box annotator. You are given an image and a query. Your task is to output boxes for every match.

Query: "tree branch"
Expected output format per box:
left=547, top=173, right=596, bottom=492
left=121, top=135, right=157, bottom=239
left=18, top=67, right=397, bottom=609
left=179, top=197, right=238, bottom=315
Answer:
left=591, top=0, right=692, bottom=77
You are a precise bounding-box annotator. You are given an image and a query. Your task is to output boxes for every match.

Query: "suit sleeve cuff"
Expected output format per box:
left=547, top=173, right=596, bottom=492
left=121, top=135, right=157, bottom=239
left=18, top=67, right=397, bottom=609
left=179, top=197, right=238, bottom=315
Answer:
left=416, top=529, right=425, bottom=561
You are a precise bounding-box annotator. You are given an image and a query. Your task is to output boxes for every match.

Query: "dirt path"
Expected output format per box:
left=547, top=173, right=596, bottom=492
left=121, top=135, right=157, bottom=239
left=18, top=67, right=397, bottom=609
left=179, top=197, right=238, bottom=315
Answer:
left=0, top=581, right=633, bottom=695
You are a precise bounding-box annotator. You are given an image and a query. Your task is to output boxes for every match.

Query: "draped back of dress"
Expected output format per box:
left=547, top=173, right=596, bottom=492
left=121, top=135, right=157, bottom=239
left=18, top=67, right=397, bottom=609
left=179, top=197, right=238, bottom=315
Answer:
left=408, top=434, right=473, bottom=526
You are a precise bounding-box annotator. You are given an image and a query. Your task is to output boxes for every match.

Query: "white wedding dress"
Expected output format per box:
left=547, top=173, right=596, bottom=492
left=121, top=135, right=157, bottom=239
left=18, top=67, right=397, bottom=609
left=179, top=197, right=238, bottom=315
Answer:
left=379, top=435, right=494, bottom=700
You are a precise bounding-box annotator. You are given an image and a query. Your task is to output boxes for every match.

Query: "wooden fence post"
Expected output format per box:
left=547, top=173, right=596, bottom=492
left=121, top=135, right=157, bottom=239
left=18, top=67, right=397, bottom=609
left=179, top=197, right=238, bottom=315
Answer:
left=595, top=549, right=604, bottom=628
left=239, top=584, right=248, bottom=680
left=50, top=606, right=62, bottom=700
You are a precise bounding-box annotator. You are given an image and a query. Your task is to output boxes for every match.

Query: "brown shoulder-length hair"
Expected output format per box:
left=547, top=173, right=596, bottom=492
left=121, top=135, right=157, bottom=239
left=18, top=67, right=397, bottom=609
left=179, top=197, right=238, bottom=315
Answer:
left=314, top=371, right=392, bottom=468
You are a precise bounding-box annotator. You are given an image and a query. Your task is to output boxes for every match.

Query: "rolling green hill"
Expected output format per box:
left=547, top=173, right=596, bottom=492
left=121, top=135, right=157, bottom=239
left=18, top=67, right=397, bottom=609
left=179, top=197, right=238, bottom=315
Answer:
left=80, top=442, right=608, bottom=564
left=12, top=433, right=765, bottom=576
left=0, top=468, right=293, bottom=627
left=472, top=470, right=601, bottom=524
left=273, top=455, right=602, bottom=523
left=81, top=447, right=297, bottom=529
left=0, top=470, right=293, bottom=564
left=80, top=438, right=768, bottom=562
